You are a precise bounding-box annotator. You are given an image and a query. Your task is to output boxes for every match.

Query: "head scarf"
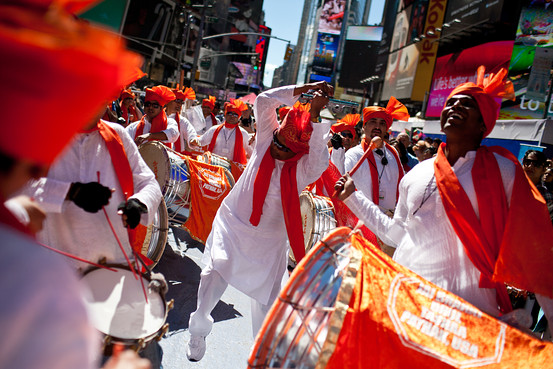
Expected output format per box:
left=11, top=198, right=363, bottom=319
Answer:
left=120, top=89, right=135, bottom=100
left=0, top=0, right=143, bottom=165
left=145, top=86, right=175, bottom=106
left=224, top=98, right=248, bottom=118
left=331, top=114, right=360, bottom=137
left=362, top=96, right=410, bottom=130
left=202, top=96, right=216, bottom=109
left=446, top=66, right=515, bottom=138
left=173, top=87, right=196, bottom=101
left=277, top=108, right=313, bottom=155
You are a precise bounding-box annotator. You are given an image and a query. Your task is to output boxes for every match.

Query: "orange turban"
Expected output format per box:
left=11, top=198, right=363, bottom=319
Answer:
left=120, top=89, right=135, bottom=100
left=0, top=0, right=144, bottom=165
left=331, top=114, right=360, bottom=137
left=173, top=87, right=196, bottom=101
left=362, top=97, right=410, bottom=130
left=446, top=66, right=515, bottom=138
left=277, top=108, right=313, bottom=155
left=278, top=106, right=291, bottom=121
left=145, top=86, right=175, bottom=106
left=202, top=96, right=216, bottom=109
left=224, top=98, right=248, bottom=116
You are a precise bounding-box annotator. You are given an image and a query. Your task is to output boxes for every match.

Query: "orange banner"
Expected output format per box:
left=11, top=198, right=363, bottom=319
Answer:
left=325, top=230, right=553, bottom=369
left=182, top=158, right=233, bottom=243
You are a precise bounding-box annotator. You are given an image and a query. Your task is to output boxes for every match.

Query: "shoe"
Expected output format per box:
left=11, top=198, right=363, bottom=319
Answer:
left=186, top=335, right=206, bottom=362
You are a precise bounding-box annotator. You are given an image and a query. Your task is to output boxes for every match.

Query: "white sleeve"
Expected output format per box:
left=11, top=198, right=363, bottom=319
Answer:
left=241, top=127, right=253, bottom=157
left=162, top=117, right=180, bottom=144
left=253, top=85, right=300, bottom=144
left=197, top=125, right=217, bottom=147
left=331, top=147, right=346, bottom=174
left=180, top=116, right=198, bottom=144
left=22, top=177, right=72, bottom=213
left=297, top=120, right=331, bottom=187
left=125, top=121, right=139, bottom=141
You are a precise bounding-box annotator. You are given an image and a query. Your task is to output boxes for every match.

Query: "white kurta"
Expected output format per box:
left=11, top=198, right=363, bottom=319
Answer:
left=344, top=152, right=517, bottom=316
left=330, top=147, right=346, bottom=174
left=126, top=115, right=179, bottom=144
left=169, top=112, right=198, bottom=151
left=197, top=123, right=253, bottom=160
left=0, top=223, right=98, bottom=369
left=25, top=122, right=162, bottom=270
left=345, top=144, right=403, bottom=211
left=202, top=85, right=331, bottom=305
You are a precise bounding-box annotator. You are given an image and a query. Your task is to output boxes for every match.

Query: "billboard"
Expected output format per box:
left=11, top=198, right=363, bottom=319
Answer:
left=442, top=0, right=505, bottom=32
left=346, top=26, right=383, bottom=41
left=500, top=0, right=553, bottom=119
left=312, top=32, right=340, bottom=77
left=232, top=62, right=259, bottom=86
left=340, top=26, right=383, bottom=89
left=426, top=41, right=515, bottom=117
left=319, top=0, right=346, bottom=35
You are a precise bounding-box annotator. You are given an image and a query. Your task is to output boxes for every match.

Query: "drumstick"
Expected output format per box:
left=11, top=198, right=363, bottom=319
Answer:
left=332, top=136, right=383, bottom=198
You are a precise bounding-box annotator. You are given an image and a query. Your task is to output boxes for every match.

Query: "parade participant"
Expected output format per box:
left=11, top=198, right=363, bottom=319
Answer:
left=335, top=66, right=553, bottom=326
left=126, top=85, right=179, bottom=147
left=167, top=87, right=199, bottom=154
left=186, top=82, right=333, bottom=361
left=329, top=113, right=360, bottom=174
left=0, top=0, right=150, bottom=368
left=344, top=98, right=409, bottom=214
left=119, top=89, right=143, bottom=126
left=197, top=98, right=253, bottom=166
left=200, top=96, right=221, bottom=134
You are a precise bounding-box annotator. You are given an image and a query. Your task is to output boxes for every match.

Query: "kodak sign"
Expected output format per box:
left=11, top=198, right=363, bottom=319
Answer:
left=412, top=0, right=447, bottom=101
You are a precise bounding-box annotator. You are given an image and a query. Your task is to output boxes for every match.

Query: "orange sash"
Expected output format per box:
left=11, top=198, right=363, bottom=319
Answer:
left=172, top=113, right=184, bottom=153
left=361, top=141, right=403, bottom=205
left=207, top=123, right=247, bottom=165
left=135, top=111, right=169, bottom=147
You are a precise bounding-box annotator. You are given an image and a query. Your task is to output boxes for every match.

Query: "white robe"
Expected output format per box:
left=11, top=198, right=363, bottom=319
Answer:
left=168, top=112, right=198, bottom=151
left=202, top=85, right=331, bottom=305
left=126, top=115, right=179, bottom=144
left=345, top=144, right=403, bottom=211
left=25, top=122, right=162, bottom=270
left=197, top=123, right=253, bottom=160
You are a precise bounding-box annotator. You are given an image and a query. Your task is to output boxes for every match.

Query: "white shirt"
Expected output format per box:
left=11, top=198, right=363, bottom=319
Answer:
left=330, top=147, right=346, bottom=174
left=345, top=144, right=403, bottom=211
left=202, top=85, right=331, bottom=305
left=0, top=224, right=98, bottom=369
left=168, top=112, right=198, bottom=151
left=25, top=122, right=162, bottom=270
left=197, top=123, right=253, bottom=160
left=126, top=114, right=179, bottom=144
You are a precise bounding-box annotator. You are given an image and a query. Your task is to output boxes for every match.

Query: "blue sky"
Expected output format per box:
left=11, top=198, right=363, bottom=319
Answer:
left=261, top=0, right=385, bottom=86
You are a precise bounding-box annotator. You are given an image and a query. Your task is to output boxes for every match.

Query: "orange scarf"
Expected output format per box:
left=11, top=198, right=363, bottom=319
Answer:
left=361, top=140, right=404, bottom=205
left=434, top=143, right=553, bottom=311
left=207, top=123, right=247, bottom=165
left=172, top=113, right=184, bottom=153
left=250, top=148, right=305, bottom=262
left=120, top=102, right=139, bottom=124
left=135, top=111, right=169, bottom=147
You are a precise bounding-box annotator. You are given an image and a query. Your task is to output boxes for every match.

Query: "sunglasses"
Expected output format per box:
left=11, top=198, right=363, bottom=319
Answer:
left=340, top=131, right=353, bottom=139
left=175, top=99, right=184, bottom=104
left=226, top=111, right=239, bottom=117
left=375, top=148, right=388, bottom=165
left=272, top=130, right=291, bottom=152
left=523, top=159, right=544, bottom=168
left=144, top=101, right=161, bottom=109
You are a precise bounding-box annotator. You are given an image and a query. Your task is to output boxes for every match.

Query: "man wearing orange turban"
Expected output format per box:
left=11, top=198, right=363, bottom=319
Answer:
left=336, top=66, right=553, bottom=328
left=344, top=97, right=410, bottom=213
left=126, top=85, right=179, bottom=147
left=200, top=96, right=222, bottom=134
left=118, top=89, right=143, bottom=126
left=166, top=87, right=200, bottom=153
left=329, top=114, right=361, bottom=173
left=197, top=98, right=253, bottom=165
left=0, top=0, right=150, bottom=368
left=186, top=82, right=333, bottom=361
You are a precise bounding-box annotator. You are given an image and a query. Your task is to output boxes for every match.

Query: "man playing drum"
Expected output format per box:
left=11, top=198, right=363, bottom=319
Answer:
left=186, top=82, right=333, bottom=361
left=335, top=67, right=553, bottom=331
left=126, top=85, right=179, bottom=147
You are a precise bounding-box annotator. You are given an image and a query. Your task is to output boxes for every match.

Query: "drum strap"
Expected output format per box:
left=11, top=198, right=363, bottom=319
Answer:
left=208, top=123, right=247, bottom=165
left=135, top=110, right=169, bottom=147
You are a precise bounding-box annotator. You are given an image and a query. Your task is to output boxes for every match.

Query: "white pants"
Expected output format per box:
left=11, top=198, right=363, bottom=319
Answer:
left=188, top=265, right=284, bottom=338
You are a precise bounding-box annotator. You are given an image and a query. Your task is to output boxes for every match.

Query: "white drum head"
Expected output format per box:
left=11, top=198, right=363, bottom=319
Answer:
left=81, top=268, right=166, bottom=339
left=299, top=192, right=316, bottom=249
left=138, top=142, right=171, bottom=190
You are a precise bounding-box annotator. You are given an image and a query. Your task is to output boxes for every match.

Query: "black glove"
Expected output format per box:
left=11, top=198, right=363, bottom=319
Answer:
left=148, top=272, right=168, bottom=294
left=117, top=198, right=147, bottom=229
left=330, top=132, right=343, bottom=149
left=68, top=182, right=112, bottom=213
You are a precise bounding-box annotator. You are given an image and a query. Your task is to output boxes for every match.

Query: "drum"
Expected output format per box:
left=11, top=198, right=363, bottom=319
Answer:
left=248, top=227, right=357, bottom=369
left=81, top=267, right=173, bottom=354
left=139, top=199, right=168, bottom=267
left=199, top=152, right=236, bottom=187
left=289, top=192, right=337, bottom=266
left=138, top=142, right=191, bottom=223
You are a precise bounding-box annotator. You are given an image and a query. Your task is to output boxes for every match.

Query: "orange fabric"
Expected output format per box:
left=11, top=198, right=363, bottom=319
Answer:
left=173, top=113, right=184, bottom=153
left=120, top=89, right=135, bottom=100
left=447, top=66, right=515, bottom=138
left=362, top=96, right=410, bottom=130
left=202, top=96, right=216, bottom=109
left=224, top=98, right=248, bottom=116
left=360, top=141, right=404, bottom=205
left=135, top=110, right=169, bottom=147
left=435, top=144, right=553, bottom=300
left=278, top=109, right=313, bottom=155
left=173, top=87, right=196, bottom=101
left=331, top=114, right=360, bottom=137
left=183, top=158, right=233, bottom=243
left=324, top=228, right=553, bottom=369
left=0, top=0, right=143, bottom=165
left=145, top=86, right=175, bottom=107
left=207, top=124, right=247, bottom=165
left=278, top=106, right=291, bottom=121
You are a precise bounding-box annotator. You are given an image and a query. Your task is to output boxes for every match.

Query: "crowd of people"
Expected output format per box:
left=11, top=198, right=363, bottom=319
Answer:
left=2, top=2, right=553, bottom=369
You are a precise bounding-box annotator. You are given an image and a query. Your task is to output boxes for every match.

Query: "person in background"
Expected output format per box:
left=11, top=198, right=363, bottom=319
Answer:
left=119, top=89, right=143, bottom=126
left=200, top=96, right=221, bottom=134
left=167, top=87, right=199, bottom=154
left=389, top=138, right=411, bottom=173
left=397, top=132, right=418, bottom=168
left=329, top=114, right=361, bottom=174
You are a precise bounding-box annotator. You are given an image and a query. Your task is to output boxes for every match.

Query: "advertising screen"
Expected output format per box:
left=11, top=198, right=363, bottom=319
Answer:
left=319, top=0, right=346, bottom=35
left=346, top=26, right=383, bottom=41
left=312, top=32, right=341, bottom=77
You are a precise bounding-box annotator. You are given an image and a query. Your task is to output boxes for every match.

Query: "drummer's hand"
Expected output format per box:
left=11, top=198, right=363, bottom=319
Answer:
left=248, top=132, right=256, bottom=145
left=102, top=350, right=151, bottom=369
left=189, top=138, right=200, bottom=147
left=305, top=81, right=334, bottom=97
left=135, top=133, right=152, bottom=146
left=149, top=272, right=169, bottom=294
left=68, top=182, right=112, bottom=213
left=334, top=173, right=356, bottom=201
left=309, top=90, right=329, bottom=122
left=117, top=199, right=147, bottom=229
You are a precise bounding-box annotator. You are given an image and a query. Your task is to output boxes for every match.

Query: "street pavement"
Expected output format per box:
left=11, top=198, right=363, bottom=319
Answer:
left=150, top=225, right=255, bottom=369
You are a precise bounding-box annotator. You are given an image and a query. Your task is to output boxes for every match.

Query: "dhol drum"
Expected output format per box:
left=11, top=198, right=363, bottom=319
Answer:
left=137, top=199, right=168, bottom=267
left=81, top=267, right=174, bottom=355
left=289, top=192, right=337, bottom=267
left=198, top=152, right=236, bottom=187
left=249, top=227, right=357, bottom=369
left=138, top=142, right=191, bottom=223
